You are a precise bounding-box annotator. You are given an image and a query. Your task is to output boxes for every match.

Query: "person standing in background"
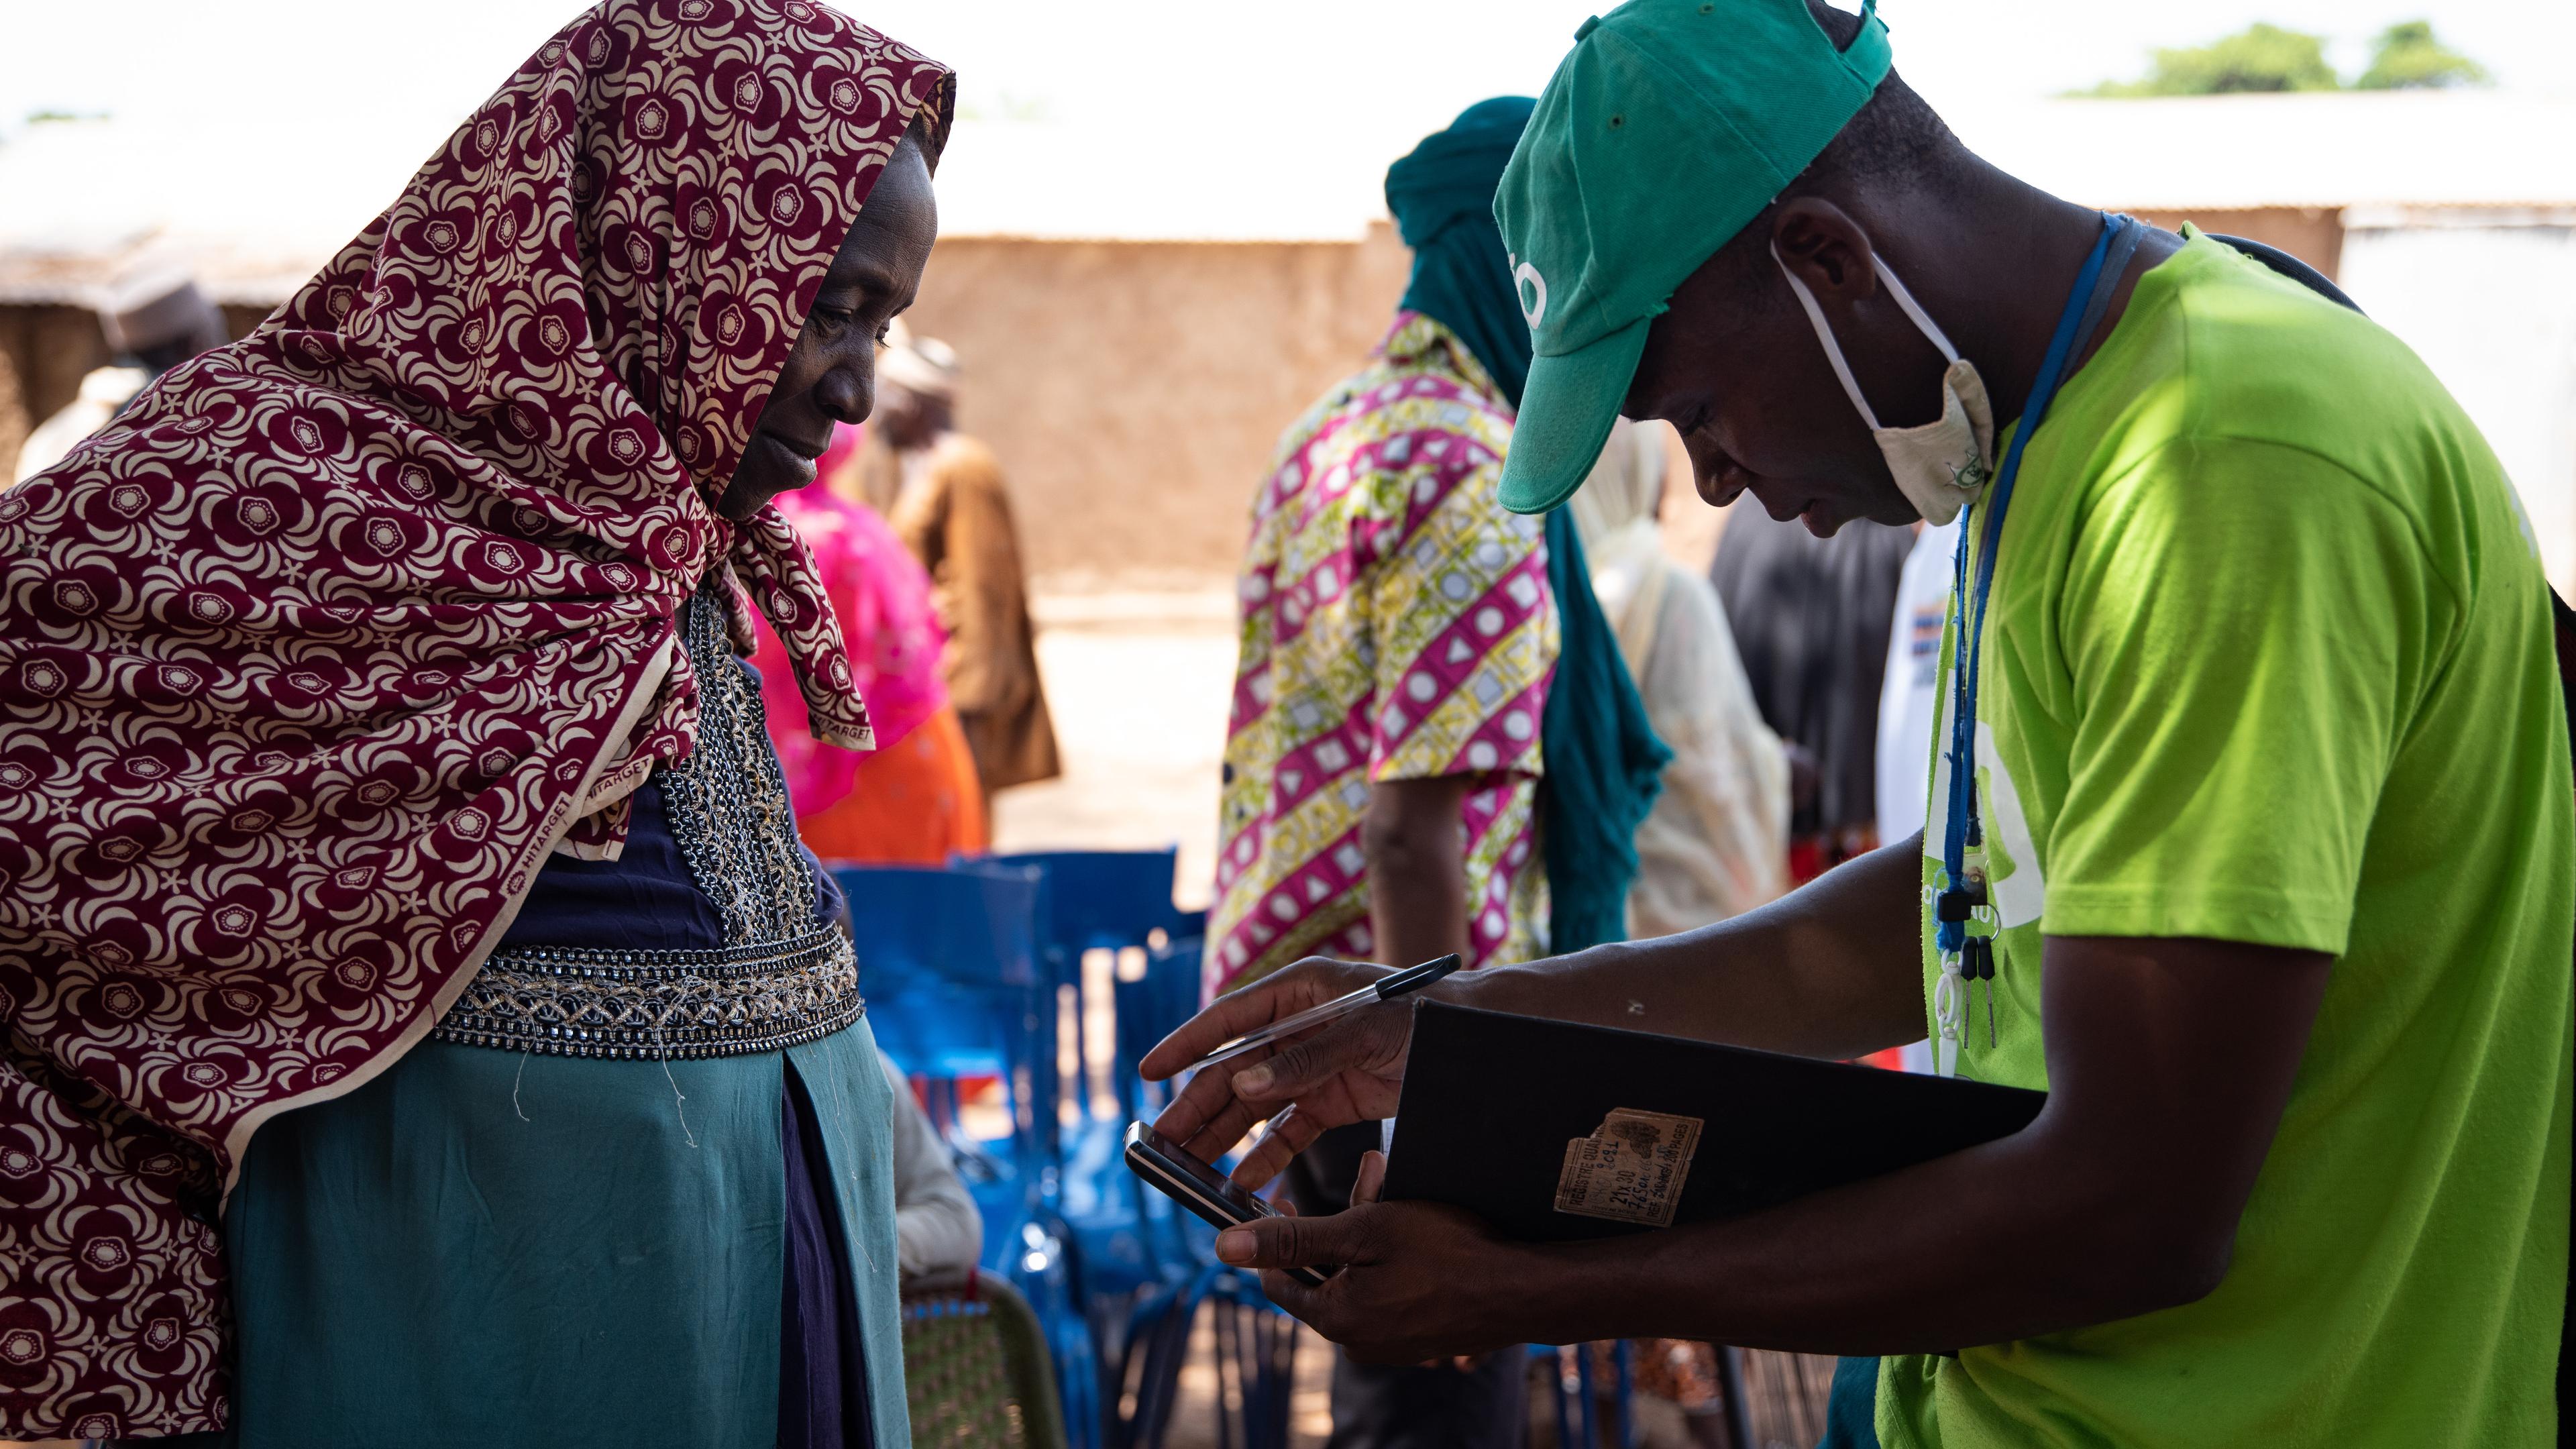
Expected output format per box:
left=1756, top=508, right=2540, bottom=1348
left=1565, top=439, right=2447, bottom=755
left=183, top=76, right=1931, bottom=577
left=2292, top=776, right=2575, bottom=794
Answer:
left=11, top=272, right=228, bottom=484
left=1708, top=507, right=1911, bottom=879
left=875, top=327, right=1063, bottom=801
left=1208, top=99, right=1564, bottom=1449
left=753, top=421, right=989, bottom=865
left=1569, top=419, right=1789, bottom=933
left=1205, top=95, right=1666, bottom=1449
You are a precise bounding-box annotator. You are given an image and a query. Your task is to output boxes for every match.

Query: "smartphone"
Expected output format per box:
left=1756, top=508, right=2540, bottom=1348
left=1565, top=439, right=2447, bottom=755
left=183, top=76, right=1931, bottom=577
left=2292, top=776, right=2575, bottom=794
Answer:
left=1122, top=1122, right=1335, bottom=1287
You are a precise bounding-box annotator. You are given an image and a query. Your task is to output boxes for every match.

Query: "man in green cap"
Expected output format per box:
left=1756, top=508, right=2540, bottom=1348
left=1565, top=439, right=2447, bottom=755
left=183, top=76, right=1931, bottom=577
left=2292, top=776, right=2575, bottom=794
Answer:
left=1143, top=1, right=2572, bottom=1445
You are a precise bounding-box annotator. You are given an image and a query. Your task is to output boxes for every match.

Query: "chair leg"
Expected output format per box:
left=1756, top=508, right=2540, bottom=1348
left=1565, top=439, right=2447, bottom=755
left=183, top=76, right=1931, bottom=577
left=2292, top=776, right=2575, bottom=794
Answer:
left=1715, top=1346, right=1753, bottom=1449
left=1574, top=1344, right=1601, bottom=1449
left=1610, top=1340, right=1635, bottom=1449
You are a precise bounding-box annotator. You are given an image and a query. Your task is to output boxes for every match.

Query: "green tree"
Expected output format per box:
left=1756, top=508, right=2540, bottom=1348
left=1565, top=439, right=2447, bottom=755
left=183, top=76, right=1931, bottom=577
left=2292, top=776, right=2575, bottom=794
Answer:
left=2080, top=22, right=2340, bottom=97
left=2355, top=21, right=2491, bottom=90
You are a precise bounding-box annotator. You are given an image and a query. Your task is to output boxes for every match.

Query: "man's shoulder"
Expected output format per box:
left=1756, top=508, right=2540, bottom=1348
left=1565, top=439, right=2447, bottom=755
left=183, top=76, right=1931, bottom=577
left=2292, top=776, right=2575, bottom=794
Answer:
left=2061, top=235, right=2505, bottom=565
left=1263, top=360, right=1510, bottom=531
left=2150, top=237, right=2480, bottom=474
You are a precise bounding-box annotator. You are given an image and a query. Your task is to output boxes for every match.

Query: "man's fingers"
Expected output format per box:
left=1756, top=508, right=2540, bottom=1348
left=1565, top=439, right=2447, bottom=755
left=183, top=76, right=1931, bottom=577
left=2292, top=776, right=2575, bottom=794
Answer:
left=1231, top=1018, right=1373, bottom=1104
left=1230, top=1104, right=1327, bottom=1189
left=1351, top=1148, right=1386, bottom=1207
left=1212, top=1204, right=1373, bottom=1271
left=1176, top=1095, right=1265, bottom=1167
left=1140, top=964, right=1349, bottom=1081
left=1149, top=1049, right=1262, bottom=1145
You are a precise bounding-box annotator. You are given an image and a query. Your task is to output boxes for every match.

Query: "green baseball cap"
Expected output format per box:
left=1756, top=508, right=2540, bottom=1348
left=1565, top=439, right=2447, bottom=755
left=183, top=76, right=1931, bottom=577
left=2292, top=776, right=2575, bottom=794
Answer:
left=1493, top=0, right=1892, bottom=514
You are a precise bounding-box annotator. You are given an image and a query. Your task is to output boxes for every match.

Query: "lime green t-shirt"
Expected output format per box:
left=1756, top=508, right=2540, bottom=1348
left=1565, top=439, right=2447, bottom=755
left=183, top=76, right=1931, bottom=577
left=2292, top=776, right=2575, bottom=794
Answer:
left=1882, top=231, right=2573, bottom=1447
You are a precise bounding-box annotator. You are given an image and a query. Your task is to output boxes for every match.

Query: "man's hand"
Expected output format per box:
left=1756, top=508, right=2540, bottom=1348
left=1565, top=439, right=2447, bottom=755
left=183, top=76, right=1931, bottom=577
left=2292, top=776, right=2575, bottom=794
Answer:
left=1140, top=956, right=1417, bottom=1187
left=1214, top=1148, right=1540, bottom=1363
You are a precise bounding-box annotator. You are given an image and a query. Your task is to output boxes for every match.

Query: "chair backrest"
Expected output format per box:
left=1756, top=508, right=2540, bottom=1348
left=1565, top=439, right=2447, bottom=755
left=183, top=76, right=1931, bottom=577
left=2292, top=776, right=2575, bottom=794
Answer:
left=902, top=1273, right=1068, bottom=1449
left=839, top=864, right=1044, bottom=989
left=1112, top=936, right=1207, bottom=1106
left=977, top=849, right=1184, bottom=969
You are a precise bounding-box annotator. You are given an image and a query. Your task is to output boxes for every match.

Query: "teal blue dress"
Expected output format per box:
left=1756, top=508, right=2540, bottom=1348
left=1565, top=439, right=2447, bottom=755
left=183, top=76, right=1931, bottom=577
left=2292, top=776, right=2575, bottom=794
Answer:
left=148, top=580, right=911, bottom=1448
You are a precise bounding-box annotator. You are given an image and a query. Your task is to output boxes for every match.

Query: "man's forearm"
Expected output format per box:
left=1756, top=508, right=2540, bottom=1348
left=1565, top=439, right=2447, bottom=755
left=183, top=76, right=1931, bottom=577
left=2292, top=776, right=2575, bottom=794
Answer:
left=1487, top=1108, right=2186, bottom=1356
left=1419, top=934, right=2329, bottom=1359
left=1454, top=831, right=1928, bottom=1060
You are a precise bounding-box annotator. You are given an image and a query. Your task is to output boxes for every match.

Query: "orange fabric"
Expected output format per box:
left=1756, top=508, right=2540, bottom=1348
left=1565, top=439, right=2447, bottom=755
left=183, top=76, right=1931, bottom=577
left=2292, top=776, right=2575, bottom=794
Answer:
left=798, top=705, right=989, bottom=865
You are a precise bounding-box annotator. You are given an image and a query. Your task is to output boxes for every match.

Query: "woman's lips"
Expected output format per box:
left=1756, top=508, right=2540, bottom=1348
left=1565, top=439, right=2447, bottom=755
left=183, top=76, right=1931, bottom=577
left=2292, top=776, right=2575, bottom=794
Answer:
left=761, top=431, right=820, bottom=484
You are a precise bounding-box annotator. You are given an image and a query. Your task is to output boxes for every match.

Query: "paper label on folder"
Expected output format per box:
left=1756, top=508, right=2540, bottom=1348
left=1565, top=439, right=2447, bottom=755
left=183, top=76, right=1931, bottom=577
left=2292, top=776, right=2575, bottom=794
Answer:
left=1554, top=1108, right=1702, bottom=1228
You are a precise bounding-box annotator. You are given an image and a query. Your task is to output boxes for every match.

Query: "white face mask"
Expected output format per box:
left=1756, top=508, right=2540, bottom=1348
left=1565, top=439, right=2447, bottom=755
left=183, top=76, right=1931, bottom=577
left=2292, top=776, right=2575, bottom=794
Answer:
left=1773, top=244, right=1994, bottom=525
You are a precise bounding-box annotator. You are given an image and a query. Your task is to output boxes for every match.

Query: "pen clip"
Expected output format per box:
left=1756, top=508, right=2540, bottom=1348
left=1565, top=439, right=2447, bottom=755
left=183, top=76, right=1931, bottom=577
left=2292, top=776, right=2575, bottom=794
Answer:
left=1371, top=953, right=1462, bottom=1002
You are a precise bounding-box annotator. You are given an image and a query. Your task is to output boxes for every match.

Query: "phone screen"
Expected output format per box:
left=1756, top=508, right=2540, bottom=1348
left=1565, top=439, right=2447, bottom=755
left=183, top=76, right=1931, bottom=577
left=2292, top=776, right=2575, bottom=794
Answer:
left=1126, top=1124, right=1279, bottom=1220
left=1124, top=1123, right=1332, bottom=1286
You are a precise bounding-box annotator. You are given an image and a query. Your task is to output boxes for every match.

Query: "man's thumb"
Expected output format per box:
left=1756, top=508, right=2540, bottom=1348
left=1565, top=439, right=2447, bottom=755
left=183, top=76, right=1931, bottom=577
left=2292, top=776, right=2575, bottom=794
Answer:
left=1214, top=1210, right=1352, bottom=1270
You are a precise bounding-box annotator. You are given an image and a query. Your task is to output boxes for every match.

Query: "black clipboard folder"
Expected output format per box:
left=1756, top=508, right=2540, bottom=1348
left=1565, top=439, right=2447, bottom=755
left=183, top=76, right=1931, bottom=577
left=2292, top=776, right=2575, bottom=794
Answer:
left=1382, top=1002, right=2047, bottom=1242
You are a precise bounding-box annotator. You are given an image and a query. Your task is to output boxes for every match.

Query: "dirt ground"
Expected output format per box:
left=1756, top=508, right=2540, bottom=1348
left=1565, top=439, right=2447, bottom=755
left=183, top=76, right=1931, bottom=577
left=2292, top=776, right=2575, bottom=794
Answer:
left=989, top=584, right=1240, bottom=911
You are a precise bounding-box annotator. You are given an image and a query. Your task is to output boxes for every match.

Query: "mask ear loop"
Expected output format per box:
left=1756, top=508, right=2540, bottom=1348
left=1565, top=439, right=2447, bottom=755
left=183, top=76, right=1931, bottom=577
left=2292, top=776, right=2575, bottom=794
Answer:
left=1774, top=241, right=1881, bottom=430
left=1867, top=254, right=1963, bottom=365
left=1772, top=240, right=1965, bottom=431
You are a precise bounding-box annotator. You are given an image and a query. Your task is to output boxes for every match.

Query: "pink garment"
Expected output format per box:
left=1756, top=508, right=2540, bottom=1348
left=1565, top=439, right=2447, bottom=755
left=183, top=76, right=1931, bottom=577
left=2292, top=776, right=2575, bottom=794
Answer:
left=753, top=423, right=949, bottom=818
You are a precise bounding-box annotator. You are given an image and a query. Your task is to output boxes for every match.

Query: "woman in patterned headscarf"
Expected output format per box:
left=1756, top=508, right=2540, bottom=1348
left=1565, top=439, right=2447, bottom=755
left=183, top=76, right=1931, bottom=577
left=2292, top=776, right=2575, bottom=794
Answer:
left=0, top=3, right=950, bottom=1443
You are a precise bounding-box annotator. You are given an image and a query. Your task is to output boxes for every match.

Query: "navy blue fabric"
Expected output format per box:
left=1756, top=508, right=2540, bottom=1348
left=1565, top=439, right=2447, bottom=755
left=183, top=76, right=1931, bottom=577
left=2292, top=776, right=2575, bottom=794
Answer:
left=499, top=779, right=729, bottom=949
left=500, top=780, right=840, bottom=949
left=780, top=1069, right=875, bottom=1449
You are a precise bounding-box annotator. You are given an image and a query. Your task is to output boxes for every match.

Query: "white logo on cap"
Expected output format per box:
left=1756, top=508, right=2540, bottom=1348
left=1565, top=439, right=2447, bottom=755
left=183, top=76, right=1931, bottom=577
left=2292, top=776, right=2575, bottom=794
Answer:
left=1512, top=257, right=1548, bottom=329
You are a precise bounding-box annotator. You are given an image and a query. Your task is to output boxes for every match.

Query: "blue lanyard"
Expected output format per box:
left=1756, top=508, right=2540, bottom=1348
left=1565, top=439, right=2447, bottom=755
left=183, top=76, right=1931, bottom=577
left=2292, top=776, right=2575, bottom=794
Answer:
left=1933, top=213, right=2136, bottom=957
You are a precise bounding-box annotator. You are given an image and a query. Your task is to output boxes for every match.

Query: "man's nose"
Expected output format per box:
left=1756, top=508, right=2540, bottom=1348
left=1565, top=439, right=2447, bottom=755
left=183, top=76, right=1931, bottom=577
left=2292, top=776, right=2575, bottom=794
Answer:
left=1693, top=453, right=1751, bottom=508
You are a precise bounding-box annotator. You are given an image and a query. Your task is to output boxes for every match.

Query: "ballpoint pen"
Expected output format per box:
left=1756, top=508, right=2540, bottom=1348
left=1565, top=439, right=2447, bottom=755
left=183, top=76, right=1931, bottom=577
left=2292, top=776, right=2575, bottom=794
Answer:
left=1187, top=953, right=1463, bottom=1072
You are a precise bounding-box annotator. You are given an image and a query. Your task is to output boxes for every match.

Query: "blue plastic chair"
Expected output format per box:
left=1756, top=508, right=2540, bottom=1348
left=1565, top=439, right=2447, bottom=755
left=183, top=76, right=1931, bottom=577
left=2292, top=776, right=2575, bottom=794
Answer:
left=1111, top=1262, right=1300, bottom=1449
left=1108, top=931, right=1218, bottom=1277
left=841, top=863, right=1108, bottom=1449
left=961, top=853, right=1189, bottom=1289
left=837, top=864, right=1046, bottom=1168
left=981, top=847, right=1191, bottom=961
left=1536, top=1340, right=1639, bottom=1449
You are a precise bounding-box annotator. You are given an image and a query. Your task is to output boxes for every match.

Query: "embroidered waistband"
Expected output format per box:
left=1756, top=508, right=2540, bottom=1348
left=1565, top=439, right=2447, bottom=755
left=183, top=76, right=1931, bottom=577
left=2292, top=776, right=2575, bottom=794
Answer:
left=431, top=924, right=863, bottom=1061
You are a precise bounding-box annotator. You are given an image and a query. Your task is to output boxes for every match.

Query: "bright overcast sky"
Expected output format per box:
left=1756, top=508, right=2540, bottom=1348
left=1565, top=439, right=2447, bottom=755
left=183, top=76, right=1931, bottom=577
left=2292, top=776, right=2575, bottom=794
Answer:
left=1, top=0, right=2568, bottom=244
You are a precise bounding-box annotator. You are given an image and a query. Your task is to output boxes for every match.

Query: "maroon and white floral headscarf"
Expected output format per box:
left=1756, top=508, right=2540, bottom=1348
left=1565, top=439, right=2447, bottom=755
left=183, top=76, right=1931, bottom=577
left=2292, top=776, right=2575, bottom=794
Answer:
left=0, top=1, right=951, bottom=1436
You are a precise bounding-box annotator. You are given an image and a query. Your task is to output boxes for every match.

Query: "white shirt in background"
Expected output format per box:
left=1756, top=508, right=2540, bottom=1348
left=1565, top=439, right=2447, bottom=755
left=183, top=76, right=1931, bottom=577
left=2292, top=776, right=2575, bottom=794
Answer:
left=1874, top=517, right=1960, bottom=1074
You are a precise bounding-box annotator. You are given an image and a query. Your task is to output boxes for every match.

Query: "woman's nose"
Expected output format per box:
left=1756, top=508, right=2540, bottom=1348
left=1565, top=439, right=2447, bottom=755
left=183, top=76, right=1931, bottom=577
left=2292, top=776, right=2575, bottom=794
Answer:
left=813, top=352, right=871, bottom=424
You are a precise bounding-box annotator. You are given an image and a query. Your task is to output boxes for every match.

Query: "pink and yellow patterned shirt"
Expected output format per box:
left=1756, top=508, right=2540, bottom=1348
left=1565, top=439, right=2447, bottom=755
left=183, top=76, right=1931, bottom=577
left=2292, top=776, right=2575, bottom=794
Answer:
left=1207, top=313, right=1556, bottom=998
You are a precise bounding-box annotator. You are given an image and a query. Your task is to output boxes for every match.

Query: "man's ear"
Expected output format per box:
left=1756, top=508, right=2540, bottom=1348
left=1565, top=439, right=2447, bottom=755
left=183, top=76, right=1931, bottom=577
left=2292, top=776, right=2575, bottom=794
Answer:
left=1771, top=197, right=1881, bottom=303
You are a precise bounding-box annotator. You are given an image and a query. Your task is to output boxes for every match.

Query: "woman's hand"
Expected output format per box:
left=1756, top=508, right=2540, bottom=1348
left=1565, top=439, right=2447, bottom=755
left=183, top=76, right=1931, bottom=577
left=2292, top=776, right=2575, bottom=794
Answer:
left=1139, top=955, right=1418, bottom=1188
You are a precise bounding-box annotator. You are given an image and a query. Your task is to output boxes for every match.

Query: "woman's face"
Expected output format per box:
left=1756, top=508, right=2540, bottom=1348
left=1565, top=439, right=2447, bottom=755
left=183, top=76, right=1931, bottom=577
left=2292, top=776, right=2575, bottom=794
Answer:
left=718, top=132, right=938, bottom=520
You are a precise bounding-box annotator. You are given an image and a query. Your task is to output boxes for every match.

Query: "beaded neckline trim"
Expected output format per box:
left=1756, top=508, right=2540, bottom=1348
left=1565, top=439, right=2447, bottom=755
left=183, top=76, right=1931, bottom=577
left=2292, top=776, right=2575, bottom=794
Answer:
left=435, top=577, right=859, bottom=1060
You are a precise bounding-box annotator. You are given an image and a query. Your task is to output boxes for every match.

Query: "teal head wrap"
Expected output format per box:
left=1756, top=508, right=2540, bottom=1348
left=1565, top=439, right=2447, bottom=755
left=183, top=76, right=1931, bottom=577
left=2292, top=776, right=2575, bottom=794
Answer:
left=1384, top=97, right=1538, bottom=407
